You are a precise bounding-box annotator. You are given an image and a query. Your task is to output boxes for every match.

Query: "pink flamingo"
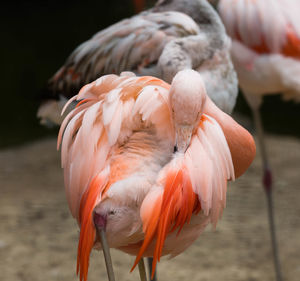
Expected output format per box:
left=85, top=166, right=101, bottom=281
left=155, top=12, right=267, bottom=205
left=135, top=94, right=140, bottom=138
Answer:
left=38, top=0, right=238, bottom=126
left=217, top=0, right=300, bottom=280
left=58, top=69, right=256, bottom=281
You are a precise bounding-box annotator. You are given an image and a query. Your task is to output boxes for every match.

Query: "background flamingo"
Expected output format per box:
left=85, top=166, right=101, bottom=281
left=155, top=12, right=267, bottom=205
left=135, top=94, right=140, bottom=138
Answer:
left=38, top=0, right=238, bottom=126
left=58, top=69, right=255, bottom=281
left=217, top=1, right=300, bottom=280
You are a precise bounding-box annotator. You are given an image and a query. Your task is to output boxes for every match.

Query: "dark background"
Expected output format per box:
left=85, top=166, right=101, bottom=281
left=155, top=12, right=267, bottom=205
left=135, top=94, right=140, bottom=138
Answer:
left=1, top=0, right=300, bottom=148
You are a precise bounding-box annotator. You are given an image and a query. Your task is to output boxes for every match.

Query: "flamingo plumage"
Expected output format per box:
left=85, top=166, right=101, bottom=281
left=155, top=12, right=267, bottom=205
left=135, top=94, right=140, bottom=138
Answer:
left=217, top=0, right=300, bottom=280
left=58, top=69, right=256, bottom=281
left=38, top=0, right=238, bottom=126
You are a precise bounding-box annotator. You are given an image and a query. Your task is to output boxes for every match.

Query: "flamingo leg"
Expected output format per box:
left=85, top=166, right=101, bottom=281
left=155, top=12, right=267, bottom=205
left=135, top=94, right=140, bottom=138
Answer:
left=252, top=107, right=283, bottom=281
left=146, top=258, right=157, bottom=281
left=98, top=229, right=116, bottom=281
left=138, top=258, right=147, bottom=281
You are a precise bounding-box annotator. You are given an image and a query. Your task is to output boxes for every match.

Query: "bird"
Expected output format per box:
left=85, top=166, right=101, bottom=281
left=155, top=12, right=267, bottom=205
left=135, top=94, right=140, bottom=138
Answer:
left=217, top=0, right=300, bottom=280
left=40, top=1, right=239, bottom=280
left=38, top=0, right=238, bottom=126
left=57, top=69, right=256, bottom=281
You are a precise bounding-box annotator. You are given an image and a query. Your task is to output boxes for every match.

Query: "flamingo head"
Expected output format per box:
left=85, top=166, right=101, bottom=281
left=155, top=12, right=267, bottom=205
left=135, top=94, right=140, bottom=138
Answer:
left=169, top=69, right=207, bottom=153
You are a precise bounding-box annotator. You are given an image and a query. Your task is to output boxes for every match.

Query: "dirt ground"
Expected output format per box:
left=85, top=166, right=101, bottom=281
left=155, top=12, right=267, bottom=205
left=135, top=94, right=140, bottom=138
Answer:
left=1, top=120, right=300, bottom=281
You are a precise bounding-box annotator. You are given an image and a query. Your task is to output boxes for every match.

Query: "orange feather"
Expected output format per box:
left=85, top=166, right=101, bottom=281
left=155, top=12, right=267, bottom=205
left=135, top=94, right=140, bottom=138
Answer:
left=282, top=26, right=300, bottom=59
left=236, top=25, right=300, bottom=59
left=77, top=173, right=108, bottom=281
left=132, top=162, right=201, bottom=279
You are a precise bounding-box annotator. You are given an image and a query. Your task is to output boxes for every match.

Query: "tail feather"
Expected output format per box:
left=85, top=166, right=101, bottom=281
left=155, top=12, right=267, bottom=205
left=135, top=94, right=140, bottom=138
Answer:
left=132, top=158, right=201, bottom=279
left=77, top=171, right=108, bottom=281
left=131, top=188, right=163, bottom=273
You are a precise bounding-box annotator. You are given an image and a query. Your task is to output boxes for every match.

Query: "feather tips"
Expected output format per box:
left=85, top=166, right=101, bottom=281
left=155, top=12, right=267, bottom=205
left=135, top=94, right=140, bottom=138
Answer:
left=58, top=71, right=241, bottom=281
left=134, top=114, right=234, bottom=274
left=76, top=169, right=110, bottom=281
left=49, top=11, right=199, bottom=93
left=58, top=73, right=172, bottom=220
left=219, top=0, right=300, bottom=58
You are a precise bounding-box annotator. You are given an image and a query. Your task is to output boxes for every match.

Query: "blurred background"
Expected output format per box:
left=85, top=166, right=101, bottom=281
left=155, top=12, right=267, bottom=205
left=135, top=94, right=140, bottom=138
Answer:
left=1, top=0, right=138, bottom=148
left=1, top=1, right=299, bottom=281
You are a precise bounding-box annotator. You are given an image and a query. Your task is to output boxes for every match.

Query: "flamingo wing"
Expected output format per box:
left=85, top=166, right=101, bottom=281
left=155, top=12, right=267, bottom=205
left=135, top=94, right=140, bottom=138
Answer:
left=50, top=11, right=199, bottom=96
left=134, top=113, right=235, bottom=275
left=57, top=72, right=172, bottom=220
left=58, top=72, right=176, bottom=281
left=218, top=0, right=300, bottom=58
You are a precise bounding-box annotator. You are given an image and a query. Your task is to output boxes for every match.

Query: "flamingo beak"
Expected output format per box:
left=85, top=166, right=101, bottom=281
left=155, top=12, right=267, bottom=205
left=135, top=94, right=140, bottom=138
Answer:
left=175, top=125, right=193, bottom=153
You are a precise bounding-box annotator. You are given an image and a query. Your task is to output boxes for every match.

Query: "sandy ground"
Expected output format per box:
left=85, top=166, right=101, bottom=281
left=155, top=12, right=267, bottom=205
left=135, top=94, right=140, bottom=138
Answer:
left=1, top=125, right=300, bottom=281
